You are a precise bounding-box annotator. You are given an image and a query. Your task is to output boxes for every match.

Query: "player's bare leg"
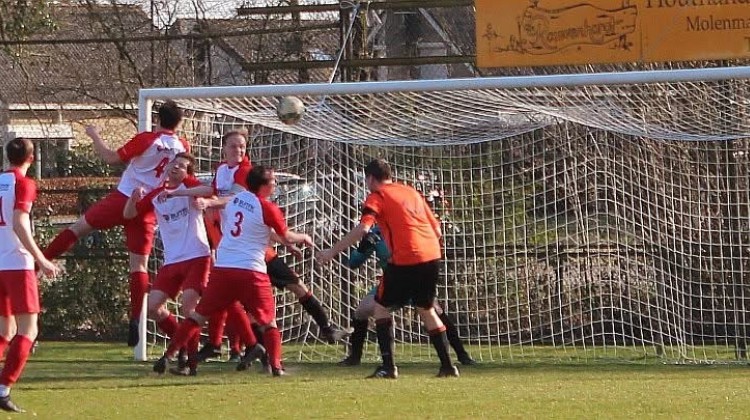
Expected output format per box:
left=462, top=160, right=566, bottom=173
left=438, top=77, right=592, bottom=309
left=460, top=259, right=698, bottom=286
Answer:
left=148, top=290, right=176, bottom=337
left=0, top=316, right=14, bottom=357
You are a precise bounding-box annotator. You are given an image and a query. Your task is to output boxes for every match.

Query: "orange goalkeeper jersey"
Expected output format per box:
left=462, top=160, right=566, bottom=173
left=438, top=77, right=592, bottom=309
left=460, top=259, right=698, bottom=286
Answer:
left=360, top=182, right=441, bottom=265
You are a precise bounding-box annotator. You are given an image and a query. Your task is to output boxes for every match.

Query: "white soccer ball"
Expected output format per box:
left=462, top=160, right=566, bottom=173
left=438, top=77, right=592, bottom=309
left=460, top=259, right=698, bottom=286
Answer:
left=276, top=96, right=305, bottom=125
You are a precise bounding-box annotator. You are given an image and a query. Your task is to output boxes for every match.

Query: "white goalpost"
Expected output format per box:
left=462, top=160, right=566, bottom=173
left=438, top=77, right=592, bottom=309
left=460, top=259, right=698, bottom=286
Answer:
left=137, top=66, right=750, bottom=364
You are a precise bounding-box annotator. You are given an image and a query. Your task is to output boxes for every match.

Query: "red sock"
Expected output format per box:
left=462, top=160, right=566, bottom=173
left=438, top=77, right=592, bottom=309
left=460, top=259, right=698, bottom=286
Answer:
left=129, top=272, right=150, bottom=319
left=166, top=319, right=201, bottom=358
left=0, top=336, right=9, bottom=358
left=263, top=327, right=282, bottom=370
left=227, top=304, right=256, bottom=348
left=0, top=335, right=34, bottom=387
left=43, top=228, right=78, bottom=260
left=208, top=309, right=228, bottom=347
left=224, top=316, right=241, bottom=353
left=157, top=314, right=178, bottom=337
left=236, top=313, right=257, bottom=348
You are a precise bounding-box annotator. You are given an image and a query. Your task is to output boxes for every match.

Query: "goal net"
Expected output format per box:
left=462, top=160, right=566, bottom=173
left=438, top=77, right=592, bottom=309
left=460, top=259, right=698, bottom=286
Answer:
left=140, top=66, right=750, bottom=364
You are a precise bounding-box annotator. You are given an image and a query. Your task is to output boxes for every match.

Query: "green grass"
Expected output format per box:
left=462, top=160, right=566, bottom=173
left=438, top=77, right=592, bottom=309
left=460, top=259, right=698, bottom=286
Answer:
left=8, top=342, right=750, bottom=419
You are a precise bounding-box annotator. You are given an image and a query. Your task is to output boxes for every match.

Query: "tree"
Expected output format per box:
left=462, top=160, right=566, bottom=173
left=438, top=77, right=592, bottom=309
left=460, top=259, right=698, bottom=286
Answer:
left=0, top=0, right=56, bottom=45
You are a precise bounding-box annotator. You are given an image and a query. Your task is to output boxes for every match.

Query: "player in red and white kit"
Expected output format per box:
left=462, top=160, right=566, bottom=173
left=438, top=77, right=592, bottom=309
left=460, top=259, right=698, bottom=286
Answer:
left=154, top=165, right=313, bottom=376
left=175, top=131, right=349, bottom=364
left=0, top=138, right=60, bottom=412
left=199, top=132, right=256, bottom=361
left=43, top=101, right=188, bottom=346
left=123, top=153, right=222, bottom=375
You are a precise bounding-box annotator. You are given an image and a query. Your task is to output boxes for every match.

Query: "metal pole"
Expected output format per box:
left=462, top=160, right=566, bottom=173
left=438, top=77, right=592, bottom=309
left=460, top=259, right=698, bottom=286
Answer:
left=139, top=66, right=750, bottom=100
left=134, top=93, right=152, bottom=362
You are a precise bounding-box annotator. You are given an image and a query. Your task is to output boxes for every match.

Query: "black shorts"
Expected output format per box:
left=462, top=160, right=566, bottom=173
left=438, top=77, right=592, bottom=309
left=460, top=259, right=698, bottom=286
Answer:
left=267, top=256, right=300, bottom=290
left=375, top=259, right=440, bottom=310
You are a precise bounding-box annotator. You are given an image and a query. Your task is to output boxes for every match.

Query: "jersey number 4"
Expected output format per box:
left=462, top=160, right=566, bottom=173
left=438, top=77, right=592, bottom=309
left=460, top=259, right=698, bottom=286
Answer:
left=153, top=157, right=170, bottom=178
left=230, top=211, right=244, bottom=237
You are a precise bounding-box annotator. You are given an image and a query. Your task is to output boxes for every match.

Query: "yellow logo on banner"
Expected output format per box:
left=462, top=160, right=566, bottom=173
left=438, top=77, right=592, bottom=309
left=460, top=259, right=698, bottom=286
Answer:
left=476, top=0, right=750, bottom=68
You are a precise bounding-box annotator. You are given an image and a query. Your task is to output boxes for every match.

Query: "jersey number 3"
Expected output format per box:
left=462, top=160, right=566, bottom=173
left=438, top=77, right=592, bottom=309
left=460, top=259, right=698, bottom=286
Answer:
left=230, top=211, right=244, bottom=237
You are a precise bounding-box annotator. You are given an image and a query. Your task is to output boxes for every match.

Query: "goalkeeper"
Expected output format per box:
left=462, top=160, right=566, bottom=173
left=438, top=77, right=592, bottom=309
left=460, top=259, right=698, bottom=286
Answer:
left=340, top=226, right=476, bottom=366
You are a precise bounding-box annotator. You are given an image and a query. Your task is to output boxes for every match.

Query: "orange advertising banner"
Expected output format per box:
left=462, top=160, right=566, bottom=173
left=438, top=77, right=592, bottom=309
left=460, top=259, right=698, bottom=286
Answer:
left=476, top=0, right=750, bottom=67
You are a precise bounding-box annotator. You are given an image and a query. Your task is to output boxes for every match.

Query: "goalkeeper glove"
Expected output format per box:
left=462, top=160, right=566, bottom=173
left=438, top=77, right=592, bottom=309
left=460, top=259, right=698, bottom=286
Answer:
left=346, top=230, right=382, bottom=269
left=346, top=249, right=368, bottom=269
left=356, top=230, right=381, bottom=254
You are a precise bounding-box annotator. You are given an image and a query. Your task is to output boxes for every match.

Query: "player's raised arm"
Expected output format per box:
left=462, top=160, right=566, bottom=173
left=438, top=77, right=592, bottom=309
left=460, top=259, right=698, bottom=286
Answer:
left=280, top=229, right=314, bottom=248
left=167, top=184, right=214, bottom=199
left=85, top=125, right=121, bottom=165
left=260, top=192, right=313, bottom=249
left=317, top=189, right=381, bottom=264
left=267, top=230, right=302, bottom=259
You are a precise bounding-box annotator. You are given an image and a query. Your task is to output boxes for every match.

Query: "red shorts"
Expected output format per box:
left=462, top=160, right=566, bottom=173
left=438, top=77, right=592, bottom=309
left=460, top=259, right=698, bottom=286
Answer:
left=84, top=190, right=156, bottom=255
left=0, top=270, right=40, bottom=316
left=195, top=267, right=275, bottom=326
left=152, top=256, right=211, bottom=299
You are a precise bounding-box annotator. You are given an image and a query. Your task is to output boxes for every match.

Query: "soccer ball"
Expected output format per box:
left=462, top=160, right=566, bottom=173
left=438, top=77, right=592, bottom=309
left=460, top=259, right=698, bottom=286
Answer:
left=276, top=96, right=305, bottom=125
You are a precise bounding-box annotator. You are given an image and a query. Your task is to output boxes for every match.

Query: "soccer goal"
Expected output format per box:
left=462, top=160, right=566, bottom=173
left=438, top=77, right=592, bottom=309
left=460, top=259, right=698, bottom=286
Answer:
left=137, top=66, right=750, bottom=364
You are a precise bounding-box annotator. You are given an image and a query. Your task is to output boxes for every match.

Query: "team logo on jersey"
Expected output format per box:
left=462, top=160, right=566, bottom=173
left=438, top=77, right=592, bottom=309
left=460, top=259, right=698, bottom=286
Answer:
left=234, top=197, right=256, bottom=212
left=155, top=144, right=175, bottom=152
left=0, top=183, right=9, bottom=192
left=162, top=207, right=188, bottom=222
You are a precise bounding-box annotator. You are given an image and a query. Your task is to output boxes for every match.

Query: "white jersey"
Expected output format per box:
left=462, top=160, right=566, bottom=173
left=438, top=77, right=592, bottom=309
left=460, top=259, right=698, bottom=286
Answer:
left=0, top=169, right=35, bottom=270
left=213, top=158, right=251, bottom=221
left=215, top=190, right=286, bottom=272
left=138, top=181, right=210, bottom=265
left=117, top=131, right=189, bottom=197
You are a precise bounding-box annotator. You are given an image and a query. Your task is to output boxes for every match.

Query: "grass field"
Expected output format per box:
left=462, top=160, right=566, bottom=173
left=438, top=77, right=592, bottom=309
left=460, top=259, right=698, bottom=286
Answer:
left=8, top=341, right=750, bottom=419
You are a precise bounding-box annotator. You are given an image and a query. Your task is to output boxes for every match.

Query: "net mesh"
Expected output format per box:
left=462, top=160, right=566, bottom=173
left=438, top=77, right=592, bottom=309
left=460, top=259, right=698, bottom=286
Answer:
left=147, top=70, right=750, bottom=363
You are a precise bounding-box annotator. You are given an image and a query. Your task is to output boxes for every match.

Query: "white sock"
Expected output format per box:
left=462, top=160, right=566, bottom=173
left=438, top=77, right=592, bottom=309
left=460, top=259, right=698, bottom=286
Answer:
left=0, top=385, right=10, bottom=398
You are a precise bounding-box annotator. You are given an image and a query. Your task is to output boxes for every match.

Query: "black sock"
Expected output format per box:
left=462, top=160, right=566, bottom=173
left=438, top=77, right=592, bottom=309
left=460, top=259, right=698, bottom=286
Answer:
left=349, top=318, right=368, bottom=361
left=439, top=312, right=469, bottom=358
left=299, top=293, right=331, bottom=330
left=251, top=323, right=265, bottom=347
left=375, top=319, right=395, bottom=369
left=429, top=329, right=453, bottom=369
